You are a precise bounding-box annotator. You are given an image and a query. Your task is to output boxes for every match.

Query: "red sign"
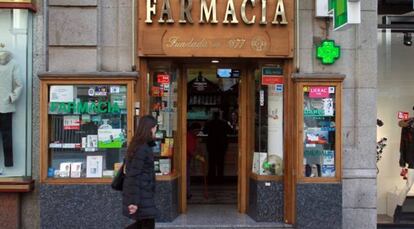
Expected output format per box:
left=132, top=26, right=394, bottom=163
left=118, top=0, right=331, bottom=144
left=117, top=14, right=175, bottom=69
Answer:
left=398, top=111, right=409, bottom=120
left=151, top=86, right=163, bottom=97
left=261, top=76, right=284, bottom=85
left=309, top=86, right=329, bottom=98
left=157, top=74, right=170, bottom=84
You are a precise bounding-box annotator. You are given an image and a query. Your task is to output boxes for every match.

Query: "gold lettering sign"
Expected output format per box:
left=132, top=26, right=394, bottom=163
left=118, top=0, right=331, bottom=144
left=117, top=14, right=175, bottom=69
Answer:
left=241, top=0, right=256, bottom=25
left=272, top=0, right=288, bottom=24
left=260, top=0, right=267, bottom=25
left=145, top=0, right=157, bottom=23
left=145, top=0, right=288, bottom=25
left=158, top=0, right=174, bottom=24
left=179, top=0, right=193, bottom=23
left=223, top=0, right=238, bottom=24
left=200, top=0, right=218, bottom=24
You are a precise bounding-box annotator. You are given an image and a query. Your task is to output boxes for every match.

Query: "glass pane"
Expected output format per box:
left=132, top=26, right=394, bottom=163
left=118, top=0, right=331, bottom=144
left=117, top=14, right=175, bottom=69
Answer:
left=0, top=9, right=31, bottom=177
left=303, top=85, right=336, bottom=178
left=252, top=66, right=284, bottom=176
left=149, top=70, right=178, bottom=176
left=47, top=85, right=128, bottom=178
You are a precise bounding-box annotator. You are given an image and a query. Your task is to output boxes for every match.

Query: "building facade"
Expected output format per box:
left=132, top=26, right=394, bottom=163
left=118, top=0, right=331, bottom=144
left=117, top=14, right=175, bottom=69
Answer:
left=0, top=0, right=377, bottom=229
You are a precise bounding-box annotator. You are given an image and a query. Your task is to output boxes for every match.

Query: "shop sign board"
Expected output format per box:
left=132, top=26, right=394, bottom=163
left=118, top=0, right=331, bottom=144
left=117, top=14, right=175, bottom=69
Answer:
left=328, top=0, right=361, bottom=31
left=398, top=111, right=409, bottom=120
left=316, top=40, right=341, bottom=65
left=157, top=74, right=170, bottom=84
left=49, top=101, right=121, bottom=114
left=138, top=0, right=294, bottom=57
left=309, top=86, right=330, bottom=98
left=261, top=67, right=284, bottom=85
left=145, top=0, right=288, bottom=25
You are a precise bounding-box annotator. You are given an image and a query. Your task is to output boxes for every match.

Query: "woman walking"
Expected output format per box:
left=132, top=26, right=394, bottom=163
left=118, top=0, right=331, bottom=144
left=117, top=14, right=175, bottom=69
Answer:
left=123, top=115, right=158, bottom=229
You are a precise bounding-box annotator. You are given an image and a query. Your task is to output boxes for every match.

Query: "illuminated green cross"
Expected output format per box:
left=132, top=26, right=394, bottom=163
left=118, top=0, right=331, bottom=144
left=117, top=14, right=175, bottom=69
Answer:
left=316, top=40, right=341, bottom=65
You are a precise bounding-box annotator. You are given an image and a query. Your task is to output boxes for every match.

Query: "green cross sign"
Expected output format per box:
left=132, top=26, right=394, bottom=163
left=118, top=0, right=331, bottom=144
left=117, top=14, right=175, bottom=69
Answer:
left=316, top=40, right=341, bottom=65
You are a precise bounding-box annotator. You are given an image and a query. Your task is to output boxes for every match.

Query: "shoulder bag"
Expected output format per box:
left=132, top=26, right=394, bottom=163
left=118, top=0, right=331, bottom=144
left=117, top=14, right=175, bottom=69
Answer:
left=111, top=161, right=126, bottom=191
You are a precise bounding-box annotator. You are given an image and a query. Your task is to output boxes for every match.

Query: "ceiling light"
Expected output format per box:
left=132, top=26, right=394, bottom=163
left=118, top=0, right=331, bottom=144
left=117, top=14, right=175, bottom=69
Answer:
left=211, top=60, right=219, bottom=64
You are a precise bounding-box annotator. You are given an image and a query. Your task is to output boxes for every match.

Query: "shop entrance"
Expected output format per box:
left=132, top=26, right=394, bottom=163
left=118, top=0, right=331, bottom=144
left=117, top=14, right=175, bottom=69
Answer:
left=143, top=59, right=294, bottom=223
left=186, top=67, right=240, bottom=206
left=180, top=62, right=248, bottom=213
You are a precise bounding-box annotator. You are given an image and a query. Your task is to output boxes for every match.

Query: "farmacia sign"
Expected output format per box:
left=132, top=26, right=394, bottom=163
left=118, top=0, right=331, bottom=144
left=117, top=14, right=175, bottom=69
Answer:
left=49, top=102, right=121, bottom=114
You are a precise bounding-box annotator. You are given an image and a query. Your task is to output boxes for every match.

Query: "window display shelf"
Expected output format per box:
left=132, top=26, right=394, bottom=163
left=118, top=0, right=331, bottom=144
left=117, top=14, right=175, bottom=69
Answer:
left=0, top=177, right=35, bottom=192
left=249, top=173, right=282, bottom=181
left=155, top=172, right=178, bottom=181
left=39, top=73, right=137, bottom=184
left=293, top=75, right=344, bottom=183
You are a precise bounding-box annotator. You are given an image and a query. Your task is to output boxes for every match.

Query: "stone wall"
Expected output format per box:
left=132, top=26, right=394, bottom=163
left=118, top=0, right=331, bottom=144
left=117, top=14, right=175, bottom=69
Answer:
left=22, top=0, right=134, bottom=228
left=299, top=1, right=377, bottom=229
left=47, top=0, right=133, bottom=72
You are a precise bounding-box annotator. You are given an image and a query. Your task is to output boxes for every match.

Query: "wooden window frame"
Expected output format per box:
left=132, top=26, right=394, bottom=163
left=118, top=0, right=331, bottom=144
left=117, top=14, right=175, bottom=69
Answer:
left=293, top=74, right=345, bottom=183
left=39, top=74, right=137, bottom=184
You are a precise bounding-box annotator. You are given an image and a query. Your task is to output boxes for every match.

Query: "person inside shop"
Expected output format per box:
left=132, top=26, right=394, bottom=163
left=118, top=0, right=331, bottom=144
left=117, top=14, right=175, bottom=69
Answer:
left=122, top=115, right=158, bottom=229
left=227, top=109, right=238, bottom=134
left=394, top=117, right=414, bottom=223
left=203, top=111, right=232, bottom=184
left=0, top=50, right=23, bottom=173
left=186, top=122, right=201, bottom=199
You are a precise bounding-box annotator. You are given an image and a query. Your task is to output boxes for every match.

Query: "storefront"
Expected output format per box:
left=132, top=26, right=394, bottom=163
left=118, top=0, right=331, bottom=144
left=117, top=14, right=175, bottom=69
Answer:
left=35, top=0, right=341, bottom=227
left=377, top=13, right=414, bottom=226
left=0, top=0, right=35, bottom=228
left=18, top=0, right=378, bottom=228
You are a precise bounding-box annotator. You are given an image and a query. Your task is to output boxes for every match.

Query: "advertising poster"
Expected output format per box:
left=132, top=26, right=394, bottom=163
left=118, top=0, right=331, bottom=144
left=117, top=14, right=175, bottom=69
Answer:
left=309, top=86, right=330, bottom=98
left=97, top=129, right=124, bottom=148
left=63, top=115, right=81, bottom=130
left=322, top=165, right=335, bottom=177
left=157, top=74, right=170, bottom=84
left=50, top=85, right=74, bottom=102
left=267, top=86, right=284, bottom=167
left=86, top=156, right=103, bottom=178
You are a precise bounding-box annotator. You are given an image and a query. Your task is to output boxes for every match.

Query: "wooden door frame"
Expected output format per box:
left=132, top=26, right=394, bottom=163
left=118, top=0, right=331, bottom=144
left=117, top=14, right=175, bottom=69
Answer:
left=179, top=63, right=249, bottom=213
left=139, top=58, right=295, bottom=222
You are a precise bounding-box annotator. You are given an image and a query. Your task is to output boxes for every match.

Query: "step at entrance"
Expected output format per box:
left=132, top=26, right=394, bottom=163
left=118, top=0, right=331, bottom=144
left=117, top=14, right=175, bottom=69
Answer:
left=156, top=204, right=293, bottom=229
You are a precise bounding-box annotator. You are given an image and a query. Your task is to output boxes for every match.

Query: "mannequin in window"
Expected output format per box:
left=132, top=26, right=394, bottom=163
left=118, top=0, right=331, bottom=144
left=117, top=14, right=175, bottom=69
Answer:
left=394, top=117, right=414, bottom=223
left=0, top=50, right=23, bottom=169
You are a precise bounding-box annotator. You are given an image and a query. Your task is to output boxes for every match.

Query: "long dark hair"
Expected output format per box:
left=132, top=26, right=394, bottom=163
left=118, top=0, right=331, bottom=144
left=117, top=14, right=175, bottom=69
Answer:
left=126, top=115, right=157, bottom=160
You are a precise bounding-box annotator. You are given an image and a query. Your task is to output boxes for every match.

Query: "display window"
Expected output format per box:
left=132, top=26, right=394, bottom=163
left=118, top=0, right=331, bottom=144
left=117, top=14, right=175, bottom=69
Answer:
left=148, top=67, right=178, bottom=176
left=251, top=65, right=285, bottom=176
left=377, top=30, right=414, bottom=223
left=294, top=77, right=343, bottom=182
left=302, top=86, right=336, bottom=178
left=0, top=9, right=33, bottom=178
left=39, top=77, right=135, bottom=183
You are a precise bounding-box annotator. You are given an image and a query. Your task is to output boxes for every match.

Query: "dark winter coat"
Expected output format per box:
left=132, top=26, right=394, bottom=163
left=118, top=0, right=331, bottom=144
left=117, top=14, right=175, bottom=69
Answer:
left=122, top=142, right=157, bottom=220
left=204, top=119, right=231, bottom=153
left=400, top=127, right=414, bottom=168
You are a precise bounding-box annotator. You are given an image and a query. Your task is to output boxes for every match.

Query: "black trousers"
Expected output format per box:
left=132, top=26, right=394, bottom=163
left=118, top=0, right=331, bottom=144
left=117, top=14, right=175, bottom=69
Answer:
left=0, top=113, right=13, bottom=167
left=207, top=147, right=226, bottom=183
left=126, top=218, right=155, bottom=229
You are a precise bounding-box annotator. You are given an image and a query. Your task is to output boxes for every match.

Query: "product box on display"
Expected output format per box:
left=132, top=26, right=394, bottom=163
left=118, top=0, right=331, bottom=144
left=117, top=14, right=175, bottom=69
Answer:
left=97, top=129, right=124, bottom=148
left=86, top=156, right=103, bottom=178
